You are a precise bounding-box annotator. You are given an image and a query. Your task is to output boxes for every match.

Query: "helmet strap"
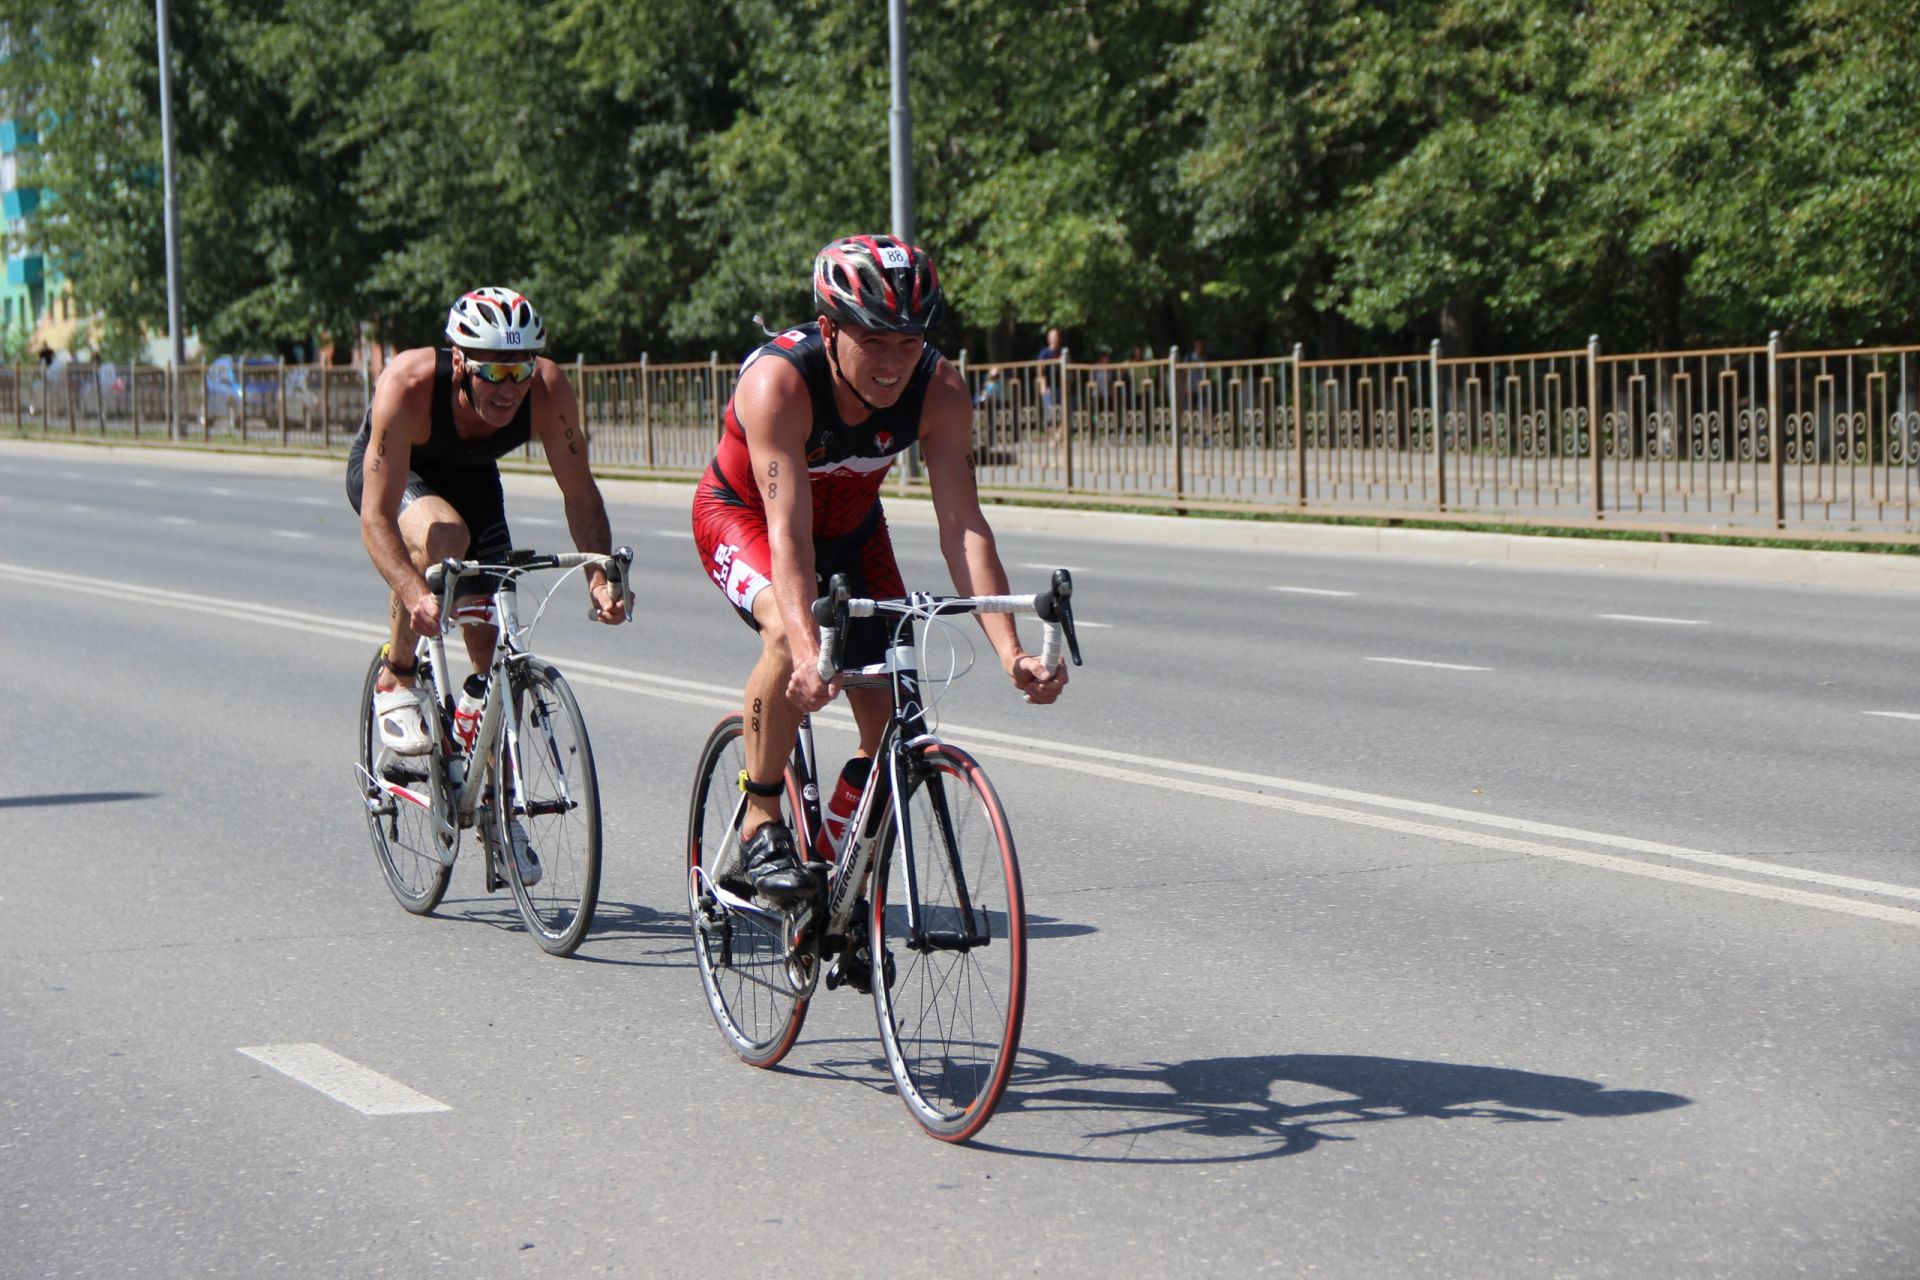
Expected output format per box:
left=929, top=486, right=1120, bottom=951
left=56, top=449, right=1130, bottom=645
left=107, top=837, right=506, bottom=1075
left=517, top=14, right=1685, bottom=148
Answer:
left=825, top=321, right=882, bottom=417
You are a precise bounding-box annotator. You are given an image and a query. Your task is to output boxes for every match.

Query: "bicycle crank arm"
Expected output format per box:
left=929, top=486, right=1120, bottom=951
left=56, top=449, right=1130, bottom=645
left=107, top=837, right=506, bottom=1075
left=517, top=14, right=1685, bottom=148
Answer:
left=908, top=928, right=990, bottom=952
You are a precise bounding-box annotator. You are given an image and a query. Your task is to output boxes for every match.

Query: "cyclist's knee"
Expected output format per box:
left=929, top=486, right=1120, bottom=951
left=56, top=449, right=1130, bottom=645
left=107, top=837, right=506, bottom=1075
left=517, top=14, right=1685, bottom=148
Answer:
left=409, top=519, right=471, bottom=569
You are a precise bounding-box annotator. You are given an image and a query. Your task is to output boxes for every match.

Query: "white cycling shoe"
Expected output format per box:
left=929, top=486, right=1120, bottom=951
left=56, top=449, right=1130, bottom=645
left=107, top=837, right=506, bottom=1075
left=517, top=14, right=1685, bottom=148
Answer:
left=373, top=685, right=432, bottom=755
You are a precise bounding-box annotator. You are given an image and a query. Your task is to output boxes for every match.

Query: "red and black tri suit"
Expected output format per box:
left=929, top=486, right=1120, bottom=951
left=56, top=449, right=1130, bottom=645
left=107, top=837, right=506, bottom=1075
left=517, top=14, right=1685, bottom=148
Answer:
left=692, top=321, right=942, bottom=667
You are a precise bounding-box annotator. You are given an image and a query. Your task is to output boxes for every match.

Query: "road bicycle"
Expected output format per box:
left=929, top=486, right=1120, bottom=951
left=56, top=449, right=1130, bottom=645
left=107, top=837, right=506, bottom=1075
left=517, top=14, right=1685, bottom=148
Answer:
left=353, top=547, right=634, bottom=957
left=686, top=569, right=1082, bottom=1141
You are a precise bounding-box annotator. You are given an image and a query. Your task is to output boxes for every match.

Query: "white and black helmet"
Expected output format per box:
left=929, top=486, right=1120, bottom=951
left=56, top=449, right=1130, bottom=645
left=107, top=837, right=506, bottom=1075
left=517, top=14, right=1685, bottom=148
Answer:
left=445, top=286, right=546, bottom=352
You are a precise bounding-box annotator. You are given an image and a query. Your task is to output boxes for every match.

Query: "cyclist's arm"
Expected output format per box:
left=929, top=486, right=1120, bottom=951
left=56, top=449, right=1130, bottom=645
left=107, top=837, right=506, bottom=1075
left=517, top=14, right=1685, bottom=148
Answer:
left=531, top=362, right=625, bottom=622
left=919, top=360, right=1050, bottom=681
left=736, top=357, right=828, bottom=685
left=358, top=351, right=437, bottom=631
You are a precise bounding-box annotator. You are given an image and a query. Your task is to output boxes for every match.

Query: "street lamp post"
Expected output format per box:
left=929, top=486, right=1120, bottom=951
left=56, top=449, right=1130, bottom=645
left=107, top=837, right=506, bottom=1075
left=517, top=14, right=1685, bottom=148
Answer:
left=155, top=0, right=186, bottom=439
left=888, top=0, right=921, bottom=481
left=888, top=0, right=913, bottom=245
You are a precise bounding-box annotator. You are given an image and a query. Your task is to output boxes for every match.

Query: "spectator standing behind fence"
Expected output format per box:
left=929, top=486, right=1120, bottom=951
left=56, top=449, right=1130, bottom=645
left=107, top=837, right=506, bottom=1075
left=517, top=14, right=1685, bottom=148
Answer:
left=1035, top=326, right=1065, bottom=437
left=975, top=364, right=1006, bottom=408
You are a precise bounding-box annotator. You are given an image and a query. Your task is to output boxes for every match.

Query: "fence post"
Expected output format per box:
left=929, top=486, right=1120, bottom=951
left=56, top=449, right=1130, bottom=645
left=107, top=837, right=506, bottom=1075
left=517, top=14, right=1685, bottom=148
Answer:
left=320, top=364, right=332, bottom=448
left=640, top=352, right=654, bottom=469
left=95, top=366, right=107, bottom=435
left=1292, top=344, right=1307, bottom=507
left=1588, top=334, right=1602, bottom=521
left=65, top=364, right=76, bottom=435
left=1170, top=347, right=1183, bottom=499
left=1768, top=329, right=1784, bottom=529
left=277, top=357, right=288, bottom=445
left=1060, top=346, right=1073, bottom=491
left=1430, top=340, right=1446, bottom=512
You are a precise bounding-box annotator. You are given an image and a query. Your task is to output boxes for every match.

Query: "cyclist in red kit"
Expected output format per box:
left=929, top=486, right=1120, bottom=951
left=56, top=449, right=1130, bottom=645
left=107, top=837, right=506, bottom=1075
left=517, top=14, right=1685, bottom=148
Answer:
left=692, top=234, right=1069, bottom=902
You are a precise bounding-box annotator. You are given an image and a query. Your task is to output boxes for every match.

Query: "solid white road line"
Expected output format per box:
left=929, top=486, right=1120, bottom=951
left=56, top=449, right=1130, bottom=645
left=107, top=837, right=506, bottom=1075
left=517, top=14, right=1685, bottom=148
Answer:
left=1864, top=711, right=1920, bottom=721
left=7, top=558, right=1917, bottom=925
left=1273, top=586, right=1356, bottom=597
left=238, top=1044, right=450, bottom=1116
left=1365, top=656, right=1491, bottom=672
left=956, top=739, right=1920, bottom=929
left=1597, top=614, right=1710, bottom=625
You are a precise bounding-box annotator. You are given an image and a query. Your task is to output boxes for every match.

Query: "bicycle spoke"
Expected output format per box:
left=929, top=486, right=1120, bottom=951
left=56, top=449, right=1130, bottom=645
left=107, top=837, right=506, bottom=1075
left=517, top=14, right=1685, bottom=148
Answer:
left=873, top=744, right=1026, bottom=1142
left=687, top=714, right=809, bottom=1068
left=497, top=663, right=600, bottom=956
left=358, top=653, right=451, bottom=914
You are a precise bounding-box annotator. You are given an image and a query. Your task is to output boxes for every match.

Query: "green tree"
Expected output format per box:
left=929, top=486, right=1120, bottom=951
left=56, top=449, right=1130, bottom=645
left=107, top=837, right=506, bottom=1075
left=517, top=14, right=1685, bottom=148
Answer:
left=1769, top=0, right=1920, bottom=344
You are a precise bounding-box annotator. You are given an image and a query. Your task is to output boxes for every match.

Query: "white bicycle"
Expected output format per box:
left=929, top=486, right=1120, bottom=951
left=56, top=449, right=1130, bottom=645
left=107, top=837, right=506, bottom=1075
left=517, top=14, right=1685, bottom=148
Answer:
left=353, top=547, right=633, bottom=956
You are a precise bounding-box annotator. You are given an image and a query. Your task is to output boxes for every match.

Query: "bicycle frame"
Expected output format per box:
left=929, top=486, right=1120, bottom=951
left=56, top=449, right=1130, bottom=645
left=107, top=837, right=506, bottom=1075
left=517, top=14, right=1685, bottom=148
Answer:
left=362, top=549, right=629, bottom=858
left=700, top=594, right=1037, bottom=991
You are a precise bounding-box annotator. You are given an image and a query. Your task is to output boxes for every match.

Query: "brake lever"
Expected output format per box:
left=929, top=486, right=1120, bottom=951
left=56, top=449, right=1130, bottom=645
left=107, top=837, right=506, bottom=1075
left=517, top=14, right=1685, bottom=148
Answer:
left=1034, top=568, right=1083, bottom=668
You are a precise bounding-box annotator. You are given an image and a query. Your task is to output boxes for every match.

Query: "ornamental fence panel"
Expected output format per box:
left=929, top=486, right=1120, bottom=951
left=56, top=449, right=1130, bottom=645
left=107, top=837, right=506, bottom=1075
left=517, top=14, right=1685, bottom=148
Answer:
left=7, top=335, right=1916, bottom=535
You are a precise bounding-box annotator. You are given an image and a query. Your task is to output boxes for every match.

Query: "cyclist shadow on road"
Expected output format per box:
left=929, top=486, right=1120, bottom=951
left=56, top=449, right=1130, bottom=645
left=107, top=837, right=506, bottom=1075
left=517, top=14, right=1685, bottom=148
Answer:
left=430, top=895, right=687, bottom=965
left=0, top=790, right=158, bottom=809
left=966, top=1048, right=1690, bottom=1163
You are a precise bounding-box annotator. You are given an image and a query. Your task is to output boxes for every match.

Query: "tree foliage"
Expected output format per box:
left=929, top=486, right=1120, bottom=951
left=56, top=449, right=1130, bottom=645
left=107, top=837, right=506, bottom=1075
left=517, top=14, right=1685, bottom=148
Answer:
left=0, top=0, right=1911, bottom=362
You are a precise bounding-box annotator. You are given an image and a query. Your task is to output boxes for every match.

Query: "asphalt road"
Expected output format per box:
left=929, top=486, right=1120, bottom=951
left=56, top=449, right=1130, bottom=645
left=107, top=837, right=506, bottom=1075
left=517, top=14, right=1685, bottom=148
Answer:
left=3, top=441, right=1916, bottom=1278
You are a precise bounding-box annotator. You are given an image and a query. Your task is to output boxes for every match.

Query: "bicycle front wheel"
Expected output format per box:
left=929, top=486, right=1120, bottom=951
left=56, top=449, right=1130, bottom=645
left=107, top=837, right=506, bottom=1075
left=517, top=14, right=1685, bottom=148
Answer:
left=357, top=652, right=451, bottom=914
left=686, top=714, right=809, bottom=1068
left=493, top=660, right=601, bottom=956
left=872, top=743, right=1027, bottom=1142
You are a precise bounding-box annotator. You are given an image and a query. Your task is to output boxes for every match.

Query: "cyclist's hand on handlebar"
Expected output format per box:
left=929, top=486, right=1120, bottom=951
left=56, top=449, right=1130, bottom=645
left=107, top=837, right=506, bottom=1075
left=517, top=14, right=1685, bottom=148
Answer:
left=588, top=575, right=627, bottom=625
left=786, top=661, right=840, bottom=713
left=1010, top=653, right=1068, bottom=705
left=405, top=588, right=442, bottom=639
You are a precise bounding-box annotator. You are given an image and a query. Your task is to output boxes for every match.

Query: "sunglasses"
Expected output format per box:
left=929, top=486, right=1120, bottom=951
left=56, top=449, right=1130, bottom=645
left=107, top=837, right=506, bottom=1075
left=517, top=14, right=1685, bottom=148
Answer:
left=463, top=355, right=539, bottom=384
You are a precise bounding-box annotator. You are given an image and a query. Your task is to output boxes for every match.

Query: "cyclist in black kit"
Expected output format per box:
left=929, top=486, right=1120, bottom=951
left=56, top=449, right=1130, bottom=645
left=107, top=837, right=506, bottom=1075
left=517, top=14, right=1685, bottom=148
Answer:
left=347, top=287, right=626, bottom=759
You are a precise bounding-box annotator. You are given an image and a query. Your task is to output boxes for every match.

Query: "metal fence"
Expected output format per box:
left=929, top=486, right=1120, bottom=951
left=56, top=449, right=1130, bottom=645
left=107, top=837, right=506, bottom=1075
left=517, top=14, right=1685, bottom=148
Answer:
left=6, top=335, right=1917, bottom=535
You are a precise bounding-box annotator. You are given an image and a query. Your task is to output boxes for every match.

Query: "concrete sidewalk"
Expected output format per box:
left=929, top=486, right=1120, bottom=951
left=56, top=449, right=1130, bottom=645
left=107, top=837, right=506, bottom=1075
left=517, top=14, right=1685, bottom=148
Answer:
left=10, top=436, right=1918, bottom=590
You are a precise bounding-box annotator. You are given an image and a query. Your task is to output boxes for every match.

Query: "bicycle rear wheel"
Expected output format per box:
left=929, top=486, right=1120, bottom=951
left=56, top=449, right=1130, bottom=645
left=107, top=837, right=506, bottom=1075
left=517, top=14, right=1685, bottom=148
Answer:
left=493, top=660, right=601, bottom=957
left=687, top=714, right=809, bottom=1068
left=871, top=743, right=1027, bottom=1142
left=357, top=652, right=451, bottom=914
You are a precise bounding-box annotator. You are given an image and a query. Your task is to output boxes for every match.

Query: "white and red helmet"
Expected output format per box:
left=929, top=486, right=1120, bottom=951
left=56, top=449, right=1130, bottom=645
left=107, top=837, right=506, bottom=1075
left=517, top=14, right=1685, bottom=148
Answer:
left=445, top=287, right=546, bottom=352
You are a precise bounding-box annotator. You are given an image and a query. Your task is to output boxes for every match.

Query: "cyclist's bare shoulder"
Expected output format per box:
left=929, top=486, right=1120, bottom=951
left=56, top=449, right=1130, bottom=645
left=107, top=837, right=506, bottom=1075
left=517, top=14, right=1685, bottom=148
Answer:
left=734, top=351, right=811, bottom=446
left=526, top=356, right=578, bottom=426
left=368, top=347, right=439, bottom=446
left=917, top=356, right=974, bottom=449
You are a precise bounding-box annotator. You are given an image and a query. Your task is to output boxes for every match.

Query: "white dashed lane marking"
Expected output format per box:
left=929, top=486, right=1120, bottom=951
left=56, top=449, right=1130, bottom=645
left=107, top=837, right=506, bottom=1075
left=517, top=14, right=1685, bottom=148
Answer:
left=160, top=516, right=194, bottom=525
left=1596, top=614, right=1710, bottom=626
left=1274, top=586, right=1357, bottom=597
left=1864, top=711, right=1920, bottom=722
left=272, top=530, right=313, bottom=540
left=1365, top=657, right=1492, bottom=672
left=238, top=1044, right=450, bottom=1116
